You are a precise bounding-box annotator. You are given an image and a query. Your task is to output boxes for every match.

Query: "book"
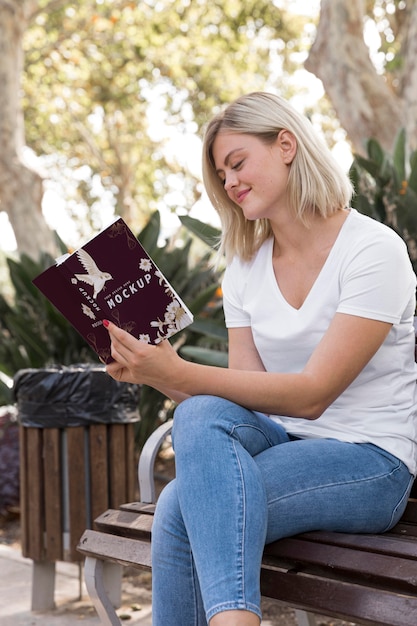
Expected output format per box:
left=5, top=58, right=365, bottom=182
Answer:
left=33, top=217, right=194, bottom=363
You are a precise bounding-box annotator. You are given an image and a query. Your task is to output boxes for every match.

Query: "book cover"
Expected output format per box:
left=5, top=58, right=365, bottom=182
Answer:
left=33, top=217, right=194, bottom=363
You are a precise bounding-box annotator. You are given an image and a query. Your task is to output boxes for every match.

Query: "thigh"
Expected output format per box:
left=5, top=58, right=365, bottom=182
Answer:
left=254, top=438, right=413, bottom=542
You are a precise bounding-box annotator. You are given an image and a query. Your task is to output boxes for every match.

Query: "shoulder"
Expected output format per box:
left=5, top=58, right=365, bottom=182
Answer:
left=338, top=210, right=416, bottom=300
left=347, top=209, right=406, bottom=245
left=343, top=210, right=410, bottom=262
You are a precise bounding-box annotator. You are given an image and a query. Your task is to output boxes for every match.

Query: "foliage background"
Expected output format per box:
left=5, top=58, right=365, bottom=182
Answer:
left=1, top=0, right=416, bottom=446
left=22, top=0, right=312, bottom=240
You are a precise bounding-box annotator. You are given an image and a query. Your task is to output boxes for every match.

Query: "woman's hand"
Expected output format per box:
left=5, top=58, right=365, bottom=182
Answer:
left=103, top=320, right=183, bottom=388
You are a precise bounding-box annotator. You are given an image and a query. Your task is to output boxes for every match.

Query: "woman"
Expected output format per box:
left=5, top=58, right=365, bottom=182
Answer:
left=104, top=92, right=417, bottom=626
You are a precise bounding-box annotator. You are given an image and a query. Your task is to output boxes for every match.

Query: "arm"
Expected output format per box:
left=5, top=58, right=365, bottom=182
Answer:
left=106, top=326, right=263, bottom=405
left=145, top=384, right=190, bottom=405
left=227, top=327, right=266, bottom=372
left=105, top=312, right=392, bottom=419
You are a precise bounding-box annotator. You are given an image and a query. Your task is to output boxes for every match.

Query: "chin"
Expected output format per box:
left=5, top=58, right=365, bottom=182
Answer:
left=243, top=210, right=268, bottom=222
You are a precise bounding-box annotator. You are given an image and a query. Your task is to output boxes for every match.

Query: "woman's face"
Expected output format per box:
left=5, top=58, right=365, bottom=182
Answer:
left=212, top=130, right=296, bottom=221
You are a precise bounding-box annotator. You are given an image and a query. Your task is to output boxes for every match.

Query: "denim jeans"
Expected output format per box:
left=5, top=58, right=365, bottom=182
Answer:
left=151, top=395, right=413, bottom=625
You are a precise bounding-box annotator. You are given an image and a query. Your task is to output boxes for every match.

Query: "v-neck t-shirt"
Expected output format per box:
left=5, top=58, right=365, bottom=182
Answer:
left=222, top=209, right=417, bottom=475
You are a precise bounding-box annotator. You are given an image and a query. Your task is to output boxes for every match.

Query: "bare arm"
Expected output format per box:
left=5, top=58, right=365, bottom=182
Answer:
left=227, top=326, right=266, bottom=372
left=105, top=313, right=392, bottom=419
left=107, top=326, right=263, bottom=405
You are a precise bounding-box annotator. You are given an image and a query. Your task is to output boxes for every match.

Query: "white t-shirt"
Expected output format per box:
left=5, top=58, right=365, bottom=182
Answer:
left=222, top=209, right=417, bottom=475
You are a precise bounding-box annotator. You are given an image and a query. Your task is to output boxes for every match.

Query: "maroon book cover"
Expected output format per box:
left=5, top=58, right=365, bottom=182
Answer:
left=33, top=218, right=194, bottom=363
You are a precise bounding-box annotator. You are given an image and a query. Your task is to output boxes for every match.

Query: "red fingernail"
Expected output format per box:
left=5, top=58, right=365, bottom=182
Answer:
left=103, top=319, right=110, bottom=328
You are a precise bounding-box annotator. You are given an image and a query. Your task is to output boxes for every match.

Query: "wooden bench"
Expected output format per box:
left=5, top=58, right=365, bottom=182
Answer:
left=78, top=419, right=417, bottom=626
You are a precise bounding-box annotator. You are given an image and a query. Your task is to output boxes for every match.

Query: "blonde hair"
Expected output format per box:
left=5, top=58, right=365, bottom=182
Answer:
left=202, top=92, right=353, bottom=262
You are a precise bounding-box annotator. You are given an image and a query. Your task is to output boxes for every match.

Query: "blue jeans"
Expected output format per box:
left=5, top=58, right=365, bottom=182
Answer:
left=151, top=395, right=413, bottom=625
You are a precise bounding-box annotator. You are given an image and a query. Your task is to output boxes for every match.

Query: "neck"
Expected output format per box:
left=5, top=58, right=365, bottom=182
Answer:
left=271, top=209, right=348, bottom=258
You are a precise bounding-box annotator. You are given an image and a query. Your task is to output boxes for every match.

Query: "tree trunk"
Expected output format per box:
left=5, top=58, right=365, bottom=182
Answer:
left=305, top=0, right=404, bottom=156
left=402, top=2, right=417, bottom=153
left=0, top=0, right=56, bottom=259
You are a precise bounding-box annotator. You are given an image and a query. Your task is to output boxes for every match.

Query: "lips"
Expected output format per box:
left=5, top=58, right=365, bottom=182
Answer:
left=236, top=188, right=250, bottom=203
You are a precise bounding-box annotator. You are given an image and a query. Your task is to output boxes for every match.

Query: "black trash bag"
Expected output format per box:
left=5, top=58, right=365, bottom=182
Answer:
left=13, top=364, right=140, bottom=428
left=0, top=405, right=19, bottom=516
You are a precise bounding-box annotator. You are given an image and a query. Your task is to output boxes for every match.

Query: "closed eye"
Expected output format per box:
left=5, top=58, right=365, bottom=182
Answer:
left=216, top=158, right=244, bottom=186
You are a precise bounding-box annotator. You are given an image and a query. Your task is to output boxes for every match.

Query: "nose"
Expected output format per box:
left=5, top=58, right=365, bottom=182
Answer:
left=224, top=169, right=238, bottom=192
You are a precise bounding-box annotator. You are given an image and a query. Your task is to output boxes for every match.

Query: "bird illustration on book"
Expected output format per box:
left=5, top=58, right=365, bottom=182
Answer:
left=74, top=249, right=113, bottom=299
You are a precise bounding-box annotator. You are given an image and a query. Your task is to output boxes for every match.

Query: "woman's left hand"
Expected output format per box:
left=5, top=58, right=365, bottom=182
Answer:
left=104, top=320, right=182, bottom=387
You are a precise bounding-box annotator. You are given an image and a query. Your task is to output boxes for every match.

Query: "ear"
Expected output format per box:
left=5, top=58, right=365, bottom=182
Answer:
left=276, top=129, right=297, bottom=164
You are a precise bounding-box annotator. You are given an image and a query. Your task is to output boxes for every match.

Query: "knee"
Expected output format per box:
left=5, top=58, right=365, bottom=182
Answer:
left=173, top=395, right=220, bottom=431
left=175, top=394, right=226, bottom=419
left=172, top=395, right=232, bottom=449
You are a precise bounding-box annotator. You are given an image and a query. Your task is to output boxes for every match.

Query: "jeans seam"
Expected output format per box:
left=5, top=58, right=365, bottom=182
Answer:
left=229, top=422, right=277, bottom=449
left=384, top=471, right=413, bottom=531
left=206, top=601, right=262, bottom=622
left=190, top=549, right=203, bottom=625
left=268, top=460, right=408, bottom=506
left=232, top=438, right=246, bottom=608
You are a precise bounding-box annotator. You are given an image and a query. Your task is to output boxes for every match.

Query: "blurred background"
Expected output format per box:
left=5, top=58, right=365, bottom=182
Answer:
left=1, top=0, right=416, bottom=503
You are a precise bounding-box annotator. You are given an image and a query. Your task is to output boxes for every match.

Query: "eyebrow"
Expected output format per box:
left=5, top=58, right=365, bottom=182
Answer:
left=215, top=148, right=244, bottom=175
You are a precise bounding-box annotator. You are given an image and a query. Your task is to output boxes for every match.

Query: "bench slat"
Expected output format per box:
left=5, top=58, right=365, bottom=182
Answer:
left=95, top=509, right=153, bottom=540
left=109, top=424, right=129, bottom=507
left=67, top=427, right=88, bottom=561
left=264, top=537, right=417, bottom=592
left=23, top=427, right=44, bottom=561
left=78, top=529, right=152, bottom=570
left=43, top=428, right=63, bottom=561
left=261, top=567, right=417, bottom=626
left=285, top=529, right=417, bottom=558
left=119, top=502, right=156, bottom=515
left=89, top=424, right=110, bottom=524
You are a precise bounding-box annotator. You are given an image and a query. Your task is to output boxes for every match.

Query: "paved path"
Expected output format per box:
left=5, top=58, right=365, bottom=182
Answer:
left=0, top=543, right=152, bottom=625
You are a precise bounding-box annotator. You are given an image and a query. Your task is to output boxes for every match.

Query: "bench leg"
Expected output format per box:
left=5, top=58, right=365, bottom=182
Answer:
left=294, top=610, right=317, bottom=626
left=31, top=561, right=56, bottom=611
left=84, top=557, right=122, bottom=626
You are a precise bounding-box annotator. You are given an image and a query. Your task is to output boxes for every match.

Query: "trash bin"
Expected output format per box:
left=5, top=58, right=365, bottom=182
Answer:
left=14, top=363, right=140, bottom=610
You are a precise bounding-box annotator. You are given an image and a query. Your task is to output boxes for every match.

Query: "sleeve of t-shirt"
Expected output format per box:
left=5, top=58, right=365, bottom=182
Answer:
left=337, top=229, right=416, bottom=324
left=222, top=256, right=252, bottom=328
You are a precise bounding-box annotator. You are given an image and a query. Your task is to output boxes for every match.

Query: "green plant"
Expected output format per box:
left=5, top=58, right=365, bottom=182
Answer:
left=0, top=252, right=92, bottom=375
left=177, top=213, right=228, bottom=363
left=350, top=129, right=417, bottom=273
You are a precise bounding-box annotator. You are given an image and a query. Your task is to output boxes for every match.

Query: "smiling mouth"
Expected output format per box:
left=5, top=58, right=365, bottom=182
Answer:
left=236, top=189, right=250, bottom=203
